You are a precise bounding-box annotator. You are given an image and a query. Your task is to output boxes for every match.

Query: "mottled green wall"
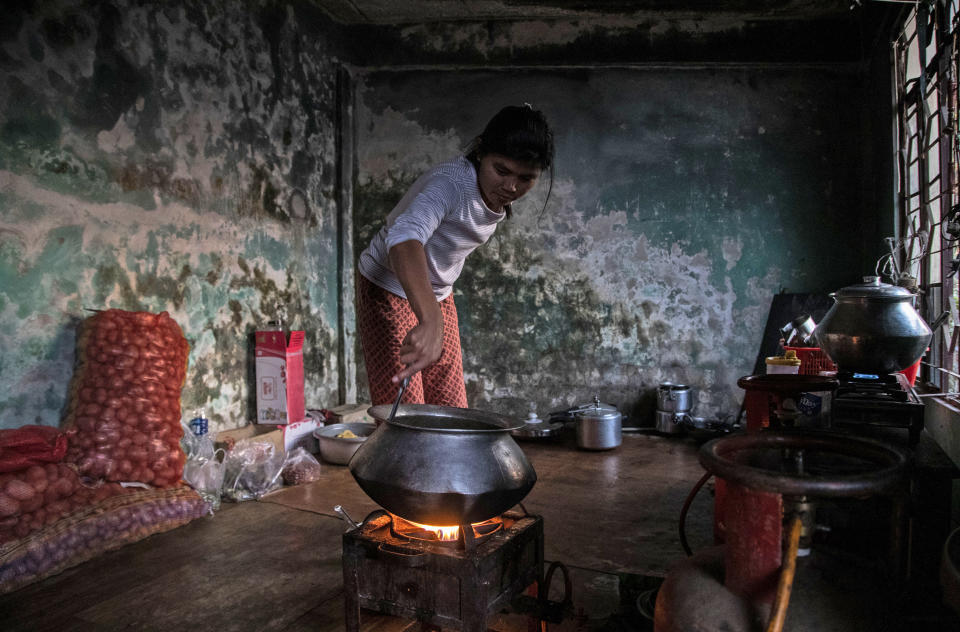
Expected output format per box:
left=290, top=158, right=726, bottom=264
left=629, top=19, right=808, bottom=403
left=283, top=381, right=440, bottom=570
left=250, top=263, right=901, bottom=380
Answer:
left=353, top=66, right=876, bottom=423
left=0, top=0, right=893, bottom=432
left=0, top=0, right=343, bottom=431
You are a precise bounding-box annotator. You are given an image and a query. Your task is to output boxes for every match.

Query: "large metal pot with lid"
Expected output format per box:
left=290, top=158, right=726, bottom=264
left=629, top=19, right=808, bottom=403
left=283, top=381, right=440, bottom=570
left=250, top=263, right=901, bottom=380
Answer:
left=813, top=276, right=932, bottom=374
left=574, top=396, right=622, bottom=450
left=657, top=382, right=692, bottom=413
left=350, top=404, right=537, bottom=526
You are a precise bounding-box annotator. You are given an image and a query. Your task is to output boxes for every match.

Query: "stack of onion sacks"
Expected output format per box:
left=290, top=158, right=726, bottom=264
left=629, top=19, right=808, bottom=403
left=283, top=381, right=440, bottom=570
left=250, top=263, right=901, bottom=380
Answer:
left=63, top=310, right=190, bottom=488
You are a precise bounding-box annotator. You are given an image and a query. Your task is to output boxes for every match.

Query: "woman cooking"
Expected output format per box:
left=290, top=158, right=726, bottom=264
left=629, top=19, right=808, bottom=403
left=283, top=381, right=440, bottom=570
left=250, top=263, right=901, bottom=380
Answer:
left=356, top=104, right=555, bottom=407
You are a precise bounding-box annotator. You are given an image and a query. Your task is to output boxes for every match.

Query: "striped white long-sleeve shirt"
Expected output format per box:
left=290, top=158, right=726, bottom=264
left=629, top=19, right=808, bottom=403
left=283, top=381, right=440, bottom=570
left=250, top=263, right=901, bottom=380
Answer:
left=357, top=156, right=506, bottom=301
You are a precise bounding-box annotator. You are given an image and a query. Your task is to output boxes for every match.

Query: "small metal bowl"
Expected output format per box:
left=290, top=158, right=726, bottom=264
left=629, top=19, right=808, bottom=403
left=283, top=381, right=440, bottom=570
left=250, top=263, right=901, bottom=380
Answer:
left=313, top=422, right=376, bottom=465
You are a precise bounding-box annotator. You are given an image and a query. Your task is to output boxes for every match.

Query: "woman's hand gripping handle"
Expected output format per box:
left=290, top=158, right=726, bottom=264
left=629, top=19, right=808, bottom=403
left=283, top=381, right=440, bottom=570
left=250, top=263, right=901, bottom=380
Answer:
left=389, top=240, right=445, bottom=383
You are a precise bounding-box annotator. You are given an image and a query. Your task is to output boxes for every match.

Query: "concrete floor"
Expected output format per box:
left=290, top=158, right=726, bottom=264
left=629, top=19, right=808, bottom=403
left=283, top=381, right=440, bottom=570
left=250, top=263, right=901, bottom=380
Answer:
left=0, top=429, right=956, bottom=631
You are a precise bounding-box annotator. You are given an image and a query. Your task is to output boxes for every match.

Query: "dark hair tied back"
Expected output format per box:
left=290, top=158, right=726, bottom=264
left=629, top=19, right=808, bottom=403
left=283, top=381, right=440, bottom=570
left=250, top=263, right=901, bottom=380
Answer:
left=468, top=105, right=554, bottom=170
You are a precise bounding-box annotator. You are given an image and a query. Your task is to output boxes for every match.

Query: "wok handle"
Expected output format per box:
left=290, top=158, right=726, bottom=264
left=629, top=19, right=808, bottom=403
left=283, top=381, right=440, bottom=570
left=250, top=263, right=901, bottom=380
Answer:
left=377, top=542, right=428, bottom=567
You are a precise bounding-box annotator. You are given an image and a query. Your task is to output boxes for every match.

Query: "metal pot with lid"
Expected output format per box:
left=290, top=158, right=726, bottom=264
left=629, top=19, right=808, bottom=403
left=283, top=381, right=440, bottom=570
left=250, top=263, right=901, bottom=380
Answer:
left=574, top=396, right=622, bottom=450
left=813, top=276, right=932, bottom=374
left=657, top=382, right=692, bottom=413
left=350, top=404, right=537, bottom=526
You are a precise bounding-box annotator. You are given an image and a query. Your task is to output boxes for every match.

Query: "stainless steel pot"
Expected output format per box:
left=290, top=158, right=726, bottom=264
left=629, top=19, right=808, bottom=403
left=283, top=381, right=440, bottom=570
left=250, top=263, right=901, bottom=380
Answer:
left=657, top=383, right=692, bottom=413
left=813, top=276, right=932, bottom=374
left=351, top=404, right=537, bottom=525
left=655, top=410, right=684, bottom=435
left=574, top=397, right=622, bottom=450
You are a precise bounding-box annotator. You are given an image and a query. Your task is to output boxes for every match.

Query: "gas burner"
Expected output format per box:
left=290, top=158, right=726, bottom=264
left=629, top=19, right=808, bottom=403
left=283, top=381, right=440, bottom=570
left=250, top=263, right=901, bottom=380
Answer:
left=835, top=371, right=899, bottom=384
left=342, top=509, right=545, bottom=631
left=831, top=372, right=924, bottom=445
left=835, top=372, right=912, bottom=402
left=835, top=385, right=910, bottom=403
left=389, top=513, right=504, bottom=549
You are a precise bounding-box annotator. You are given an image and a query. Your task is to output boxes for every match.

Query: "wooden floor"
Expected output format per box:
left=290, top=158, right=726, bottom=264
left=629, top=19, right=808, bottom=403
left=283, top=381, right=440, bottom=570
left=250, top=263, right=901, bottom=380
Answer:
left=0, top=430, right=957, bottom=631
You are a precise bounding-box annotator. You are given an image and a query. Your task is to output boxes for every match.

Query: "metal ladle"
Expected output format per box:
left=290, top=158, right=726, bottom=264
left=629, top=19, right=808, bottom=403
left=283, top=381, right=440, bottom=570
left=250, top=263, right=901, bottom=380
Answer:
left=387, top=376, right=411, bottom=424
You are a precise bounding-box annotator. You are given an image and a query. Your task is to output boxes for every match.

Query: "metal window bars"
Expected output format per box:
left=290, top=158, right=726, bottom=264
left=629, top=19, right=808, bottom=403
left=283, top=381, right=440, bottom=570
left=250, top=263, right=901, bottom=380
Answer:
left=894, top=0, right=960, bottom=392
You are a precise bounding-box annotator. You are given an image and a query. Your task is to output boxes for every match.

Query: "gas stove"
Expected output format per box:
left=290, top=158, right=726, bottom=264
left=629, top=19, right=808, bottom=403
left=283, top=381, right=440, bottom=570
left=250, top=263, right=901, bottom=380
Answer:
left=342, top=508, right=544, bottom=631
left=831, top=371, right=924, bottom=445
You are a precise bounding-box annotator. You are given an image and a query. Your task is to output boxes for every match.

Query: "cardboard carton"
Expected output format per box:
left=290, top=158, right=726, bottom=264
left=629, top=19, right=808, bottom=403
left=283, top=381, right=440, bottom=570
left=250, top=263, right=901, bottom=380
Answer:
left=216, top=417, right=319, bottom=454
left=328, top=403, right=375, bottom=424
left=255, top=329, right=305, bottom=424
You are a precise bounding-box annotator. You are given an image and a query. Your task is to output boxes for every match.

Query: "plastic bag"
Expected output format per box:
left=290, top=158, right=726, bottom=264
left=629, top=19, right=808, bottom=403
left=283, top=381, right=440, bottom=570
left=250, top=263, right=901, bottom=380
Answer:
left=180, top=426, right=215, bottom=462
left=183, top=448, right=225, bottom=512
left=281, top=447, right=322, bottom=486
left=221, top=440, right=284, bottom=502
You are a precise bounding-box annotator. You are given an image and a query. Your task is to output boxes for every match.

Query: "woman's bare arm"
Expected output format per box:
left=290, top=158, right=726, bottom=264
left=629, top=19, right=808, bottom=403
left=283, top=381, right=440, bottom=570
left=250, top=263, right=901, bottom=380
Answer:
left=388, top=240, right=445, bottom=382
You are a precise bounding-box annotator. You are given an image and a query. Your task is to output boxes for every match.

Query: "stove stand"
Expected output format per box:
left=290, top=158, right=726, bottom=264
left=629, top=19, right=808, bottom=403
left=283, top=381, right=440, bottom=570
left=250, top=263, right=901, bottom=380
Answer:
left=342, top=509, right=544, bottom=632
left=832, top=372, right=925, bottom=445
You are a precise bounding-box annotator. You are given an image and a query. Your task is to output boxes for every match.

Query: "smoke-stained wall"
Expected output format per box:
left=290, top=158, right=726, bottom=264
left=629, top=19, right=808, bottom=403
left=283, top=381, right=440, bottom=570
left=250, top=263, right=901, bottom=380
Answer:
left=353, top=65, right=872, bottom=422
left=0, top=0, right=344, bottom=431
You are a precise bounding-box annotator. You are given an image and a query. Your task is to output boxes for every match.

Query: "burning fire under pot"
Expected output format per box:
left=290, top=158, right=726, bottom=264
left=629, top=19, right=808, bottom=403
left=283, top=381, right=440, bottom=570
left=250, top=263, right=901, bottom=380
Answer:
left=342, top=508, right=548, bottom=632
left=339, top=403, right=567, bottom=631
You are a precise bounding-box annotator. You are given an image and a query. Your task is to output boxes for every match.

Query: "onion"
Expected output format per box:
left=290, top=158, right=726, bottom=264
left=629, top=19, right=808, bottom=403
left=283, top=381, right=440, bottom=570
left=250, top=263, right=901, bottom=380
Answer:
left=0, top=493, right=20, bottom=518
left=24, top=466, right=48, bottom=494
left=43, top=486, right=59, bottom=505
left=6, top=479, right=36, bottom=502
left=54, top=477, right=74, bottom=498
left=19, top=494, right=43, bottom=513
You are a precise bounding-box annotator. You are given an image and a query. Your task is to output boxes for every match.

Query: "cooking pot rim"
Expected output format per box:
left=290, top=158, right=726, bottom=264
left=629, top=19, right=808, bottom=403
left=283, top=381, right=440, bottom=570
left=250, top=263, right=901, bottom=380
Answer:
left=367, top=403, right=525, bottom=433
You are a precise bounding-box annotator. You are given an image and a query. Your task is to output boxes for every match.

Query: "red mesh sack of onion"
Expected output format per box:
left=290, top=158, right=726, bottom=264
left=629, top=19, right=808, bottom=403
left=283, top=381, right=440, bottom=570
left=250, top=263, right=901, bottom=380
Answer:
left=63, top=309, right=190, bottom=487
left=0, top=464, right=129, bottom=544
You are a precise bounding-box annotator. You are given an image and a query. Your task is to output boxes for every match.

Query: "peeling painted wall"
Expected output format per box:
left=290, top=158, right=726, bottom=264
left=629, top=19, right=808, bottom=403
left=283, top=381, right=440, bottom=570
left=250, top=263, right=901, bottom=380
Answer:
left=353, top=66, right=875, bottom=424
left=0, top=0, right=893, bottom=433
left=0, top=0, right=344, bottom=431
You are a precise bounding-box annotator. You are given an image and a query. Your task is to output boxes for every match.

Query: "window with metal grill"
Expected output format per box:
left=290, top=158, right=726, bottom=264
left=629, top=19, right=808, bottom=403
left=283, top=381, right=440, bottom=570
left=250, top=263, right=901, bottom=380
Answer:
left=893, top=0, right=959, bottom=395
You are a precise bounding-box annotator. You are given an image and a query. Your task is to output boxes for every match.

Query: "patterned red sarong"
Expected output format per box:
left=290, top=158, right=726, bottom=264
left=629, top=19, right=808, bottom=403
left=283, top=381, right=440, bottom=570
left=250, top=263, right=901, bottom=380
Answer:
left=356, top=274, right=468, bottom=408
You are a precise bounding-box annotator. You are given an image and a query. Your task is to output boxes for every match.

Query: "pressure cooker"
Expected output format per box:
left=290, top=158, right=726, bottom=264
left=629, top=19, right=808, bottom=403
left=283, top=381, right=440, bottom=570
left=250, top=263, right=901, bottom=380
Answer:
left=573, top=396, right=622, bottom=450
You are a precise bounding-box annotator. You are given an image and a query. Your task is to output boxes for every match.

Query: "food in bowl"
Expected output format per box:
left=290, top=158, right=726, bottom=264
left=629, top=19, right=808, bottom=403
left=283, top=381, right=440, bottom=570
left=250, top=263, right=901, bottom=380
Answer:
left=313, top=422, right=376, bottom=465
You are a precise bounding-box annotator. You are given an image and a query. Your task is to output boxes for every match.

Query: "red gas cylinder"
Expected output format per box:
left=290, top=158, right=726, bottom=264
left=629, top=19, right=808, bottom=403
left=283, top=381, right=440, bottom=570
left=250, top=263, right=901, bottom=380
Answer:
left=656, top=429, right=909, bottom=632
left=713, top=375, right=839, bottom=573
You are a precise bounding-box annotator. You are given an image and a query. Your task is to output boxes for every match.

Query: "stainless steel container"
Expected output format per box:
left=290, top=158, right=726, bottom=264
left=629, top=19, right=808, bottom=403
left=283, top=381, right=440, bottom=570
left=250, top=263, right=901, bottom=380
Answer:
left=574, top=397, right=622, bottom=450
left=313, top=422, right=375, bottom=465
left=655, top=410, right=684, bottom=435
left=352, top=404, right=537, bottom=525
left=657, top=383, right=692, bottom=413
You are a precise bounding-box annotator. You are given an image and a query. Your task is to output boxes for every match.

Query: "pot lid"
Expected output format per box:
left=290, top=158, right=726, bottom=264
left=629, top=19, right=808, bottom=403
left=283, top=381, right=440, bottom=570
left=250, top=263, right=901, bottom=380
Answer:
left=835, top=276, right=915, bottom=301
left=511, top=420, right=565, bottom=439
left=766, top=350, right=802, bottom=366
left=573, top=395, right=621, bottom=420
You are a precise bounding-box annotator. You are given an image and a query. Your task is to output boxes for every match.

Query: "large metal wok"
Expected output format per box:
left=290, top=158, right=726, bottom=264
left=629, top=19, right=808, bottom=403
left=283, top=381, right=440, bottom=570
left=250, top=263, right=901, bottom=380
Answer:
left=349, top=404, right=537, bottom=526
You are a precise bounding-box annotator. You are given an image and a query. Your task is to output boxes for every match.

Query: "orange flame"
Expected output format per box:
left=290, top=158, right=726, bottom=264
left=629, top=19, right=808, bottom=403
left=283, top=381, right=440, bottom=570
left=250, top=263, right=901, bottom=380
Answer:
left=408, top=520, right=460, bottom=541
